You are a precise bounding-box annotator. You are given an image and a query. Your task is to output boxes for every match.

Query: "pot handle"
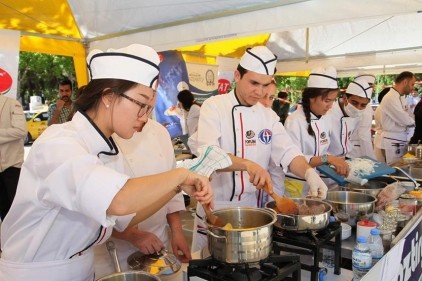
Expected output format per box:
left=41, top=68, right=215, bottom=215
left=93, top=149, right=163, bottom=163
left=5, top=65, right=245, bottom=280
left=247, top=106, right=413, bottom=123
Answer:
left=277, top=214, right=296, bottom=224
left=106, top=240, right=122, bottom=273
left=206, top=230, right=227, bottom=240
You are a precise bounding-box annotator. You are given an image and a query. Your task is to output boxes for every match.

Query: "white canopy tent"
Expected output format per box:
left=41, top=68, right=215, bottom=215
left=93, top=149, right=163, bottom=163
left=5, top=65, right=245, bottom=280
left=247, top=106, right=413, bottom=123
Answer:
left=2, top=0, right=422, bottom=79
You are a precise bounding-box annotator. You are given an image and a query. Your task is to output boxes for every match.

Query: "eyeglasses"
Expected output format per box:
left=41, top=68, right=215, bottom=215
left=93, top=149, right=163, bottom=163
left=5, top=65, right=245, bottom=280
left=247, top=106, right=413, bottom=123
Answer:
left=120, top=93, right=154, bottom=117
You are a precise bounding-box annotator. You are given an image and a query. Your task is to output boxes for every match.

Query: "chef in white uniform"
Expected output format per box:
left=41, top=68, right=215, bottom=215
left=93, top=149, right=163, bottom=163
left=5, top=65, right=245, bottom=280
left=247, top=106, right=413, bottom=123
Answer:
left=374, top=71, right=416, bottom=164
left=94, top=94, right=190, bottom=280
left=326, top=78, right=373, bottom=158
left=0, top=44, right=213, bottom=281
left=347, top=74, right=377, bottom=159
left=256, top=80, right=285, bottom=207
left=189, top=46, right=329, bottom=253
left=284, top=67, right=349, bottom=197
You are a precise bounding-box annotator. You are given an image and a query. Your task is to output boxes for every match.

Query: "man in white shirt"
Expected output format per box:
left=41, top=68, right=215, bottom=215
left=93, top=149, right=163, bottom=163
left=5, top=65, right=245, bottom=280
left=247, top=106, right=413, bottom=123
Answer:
left=374, top=71, right=416, bottom=164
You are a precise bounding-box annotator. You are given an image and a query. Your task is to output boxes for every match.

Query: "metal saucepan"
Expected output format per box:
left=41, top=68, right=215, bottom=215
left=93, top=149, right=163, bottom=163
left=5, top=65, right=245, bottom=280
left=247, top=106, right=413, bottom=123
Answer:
left=96, top=240, right=161, bottom=281
left=265, top=198, right=332, bottom=231
left=127, top=250, right=181, bottom=275
left=205, top=207, right=277, bottom=264
left=343, top=180, right=388, bottom=197
left=324, top=191, right=377, bottom=226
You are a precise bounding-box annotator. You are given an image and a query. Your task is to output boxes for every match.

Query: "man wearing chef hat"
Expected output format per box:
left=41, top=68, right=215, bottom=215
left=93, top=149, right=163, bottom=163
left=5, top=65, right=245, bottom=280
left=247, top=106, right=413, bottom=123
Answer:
left=326, top=78, right=373, bottom=158
left=284, top=67, right=349, bottom=197
left=348, top=74, right=378, bottom=159
left=189, top=46, right=329, bottom=253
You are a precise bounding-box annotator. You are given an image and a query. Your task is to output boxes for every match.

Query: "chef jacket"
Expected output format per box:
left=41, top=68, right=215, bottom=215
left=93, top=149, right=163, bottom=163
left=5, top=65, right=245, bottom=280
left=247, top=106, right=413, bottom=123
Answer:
left=0, top=111, right=133, bottom=281
left=94, top=119, right=185, bottom=278
left=326, top=100, right=361, bottom=157
left=374, top=88, right=415, bottom=164
left=348, top=105, right=376, bottom=159
left=284, top=108, right=331, bottom=197
left=189, top=89, right=302, bottom=252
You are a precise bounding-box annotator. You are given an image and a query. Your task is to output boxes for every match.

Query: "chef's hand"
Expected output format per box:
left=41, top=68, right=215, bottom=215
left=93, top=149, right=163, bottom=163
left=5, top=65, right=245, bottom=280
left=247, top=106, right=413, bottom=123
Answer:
left=170, top=229, right=192, bottom=263
left=304, top=168, right=328, bottom=199
left=179, top=169, right=214, bottom=207
left=328, top=156, right=349, bottom=177
left=245, top=161, right=273, bottom=193
left=113, top=227, right=164, bottom=254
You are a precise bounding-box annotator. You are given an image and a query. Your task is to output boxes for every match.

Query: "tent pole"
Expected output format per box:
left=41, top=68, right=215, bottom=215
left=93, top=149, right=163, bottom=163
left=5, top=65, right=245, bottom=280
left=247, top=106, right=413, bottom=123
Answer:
left=305, top=28, right=309, bottom=64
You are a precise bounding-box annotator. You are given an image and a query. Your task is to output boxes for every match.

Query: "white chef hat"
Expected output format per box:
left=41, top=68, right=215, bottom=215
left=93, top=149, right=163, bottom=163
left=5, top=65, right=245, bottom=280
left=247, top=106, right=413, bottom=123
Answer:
left=239, top=46, right=277, bottom=75
left=87, top=44, right=160, bottom=88
left=354, top=73, right=376, bottom=85
left=307, top=66, right=338, bottom=89
left=346, top=78, right=372, bottom=99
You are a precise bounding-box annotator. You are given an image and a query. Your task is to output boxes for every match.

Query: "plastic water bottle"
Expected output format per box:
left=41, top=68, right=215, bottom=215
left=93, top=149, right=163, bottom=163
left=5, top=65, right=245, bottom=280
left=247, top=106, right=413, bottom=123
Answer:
left=352, top=236, right=372, bottom=281
left=367, top=228, right=384, bottom=266
left=322, top=216, right=336, bottom=268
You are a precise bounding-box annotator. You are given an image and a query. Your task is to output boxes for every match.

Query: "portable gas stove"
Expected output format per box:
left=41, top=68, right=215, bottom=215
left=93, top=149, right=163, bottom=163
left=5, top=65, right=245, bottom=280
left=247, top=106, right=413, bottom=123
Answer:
left=272, top=220, right=342, bottom=281
left=187, top=252, right=301, bottom=281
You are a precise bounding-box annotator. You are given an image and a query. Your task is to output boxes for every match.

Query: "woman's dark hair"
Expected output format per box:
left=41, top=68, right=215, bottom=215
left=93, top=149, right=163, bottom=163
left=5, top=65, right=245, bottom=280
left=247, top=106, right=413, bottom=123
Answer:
left=302, top=87, right=338, bottom=136
left=73, top=79, right=138, bottom=113
left=177, top=89, right=200, bottom=111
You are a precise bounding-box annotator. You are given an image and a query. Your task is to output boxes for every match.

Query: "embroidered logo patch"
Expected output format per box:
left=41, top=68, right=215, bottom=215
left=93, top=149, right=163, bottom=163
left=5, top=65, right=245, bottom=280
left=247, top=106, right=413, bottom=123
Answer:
left=246, top=130, right=255, bottom=139
left=258, top=129, right=272, bottom=144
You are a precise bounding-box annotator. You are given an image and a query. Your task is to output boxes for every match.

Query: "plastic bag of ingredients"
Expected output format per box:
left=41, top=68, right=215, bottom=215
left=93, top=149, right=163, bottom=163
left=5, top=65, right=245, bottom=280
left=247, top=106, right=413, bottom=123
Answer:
left=375, top=182, right=407, bottom=212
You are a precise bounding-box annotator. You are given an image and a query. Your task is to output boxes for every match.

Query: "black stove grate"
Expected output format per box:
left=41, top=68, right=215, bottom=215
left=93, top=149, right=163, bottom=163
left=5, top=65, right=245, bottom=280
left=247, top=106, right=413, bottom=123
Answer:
left=272, top=220, right=342, bottom=281
left=187, top=253, right=301, bottom=281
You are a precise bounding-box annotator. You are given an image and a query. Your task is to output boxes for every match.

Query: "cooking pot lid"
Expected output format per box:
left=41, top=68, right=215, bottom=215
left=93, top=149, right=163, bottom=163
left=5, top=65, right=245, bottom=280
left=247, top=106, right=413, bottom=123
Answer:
left=127, top=250, right=181, bottom=275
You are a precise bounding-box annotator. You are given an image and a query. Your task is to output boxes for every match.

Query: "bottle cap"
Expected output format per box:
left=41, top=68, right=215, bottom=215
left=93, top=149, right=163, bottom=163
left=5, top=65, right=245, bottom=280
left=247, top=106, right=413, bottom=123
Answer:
left=370, top=228, right=380, bottom=235
left=357, top=236, right=367, bottom=243
left=329, top=216, right=336, bottom=223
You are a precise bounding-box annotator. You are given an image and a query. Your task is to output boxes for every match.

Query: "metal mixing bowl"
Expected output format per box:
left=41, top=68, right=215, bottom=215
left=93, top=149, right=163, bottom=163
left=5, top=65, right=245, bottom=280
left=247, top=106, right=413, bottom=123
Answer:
left=345, top=180, right=388, bottom=197
left=324, top=191, right=377, bottom=226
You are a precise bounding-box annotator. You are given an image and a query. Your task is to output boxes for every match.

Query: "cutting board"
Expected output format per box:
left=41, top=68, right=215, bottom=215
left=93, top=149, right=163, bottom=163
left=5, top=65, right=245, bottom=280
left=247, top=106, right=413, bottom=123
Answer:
left=316, top=156, right=396, bottom=186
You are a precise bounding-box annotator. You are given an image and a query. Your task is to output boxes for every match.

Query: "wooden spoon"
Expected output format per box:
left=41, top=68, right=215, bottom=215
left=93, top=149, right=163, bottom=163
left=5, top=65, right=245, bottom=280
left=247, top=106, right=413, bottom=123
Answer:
left=194, top=179, right=225, bottom=227
left=266, top=188, right=298, bottom=215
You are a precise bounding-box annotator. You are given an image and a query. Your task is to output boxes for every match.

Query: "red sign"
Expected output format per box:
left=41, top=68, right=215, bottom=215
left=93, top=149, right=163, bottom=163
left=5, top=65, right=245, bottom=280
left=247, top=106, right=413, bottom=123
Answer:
left=218, top=78, right=230, bottom=94
left=0, top=68, right=13, bottom=95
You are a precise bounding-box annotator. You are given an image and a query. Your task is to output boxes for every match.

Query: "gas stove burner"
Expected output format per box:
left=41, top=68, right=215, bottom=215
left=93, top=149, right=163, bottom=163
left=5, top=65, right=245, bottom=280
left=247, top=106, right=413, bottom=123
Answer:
left=187, top=254, right=301, bottom=281
left=272, top=221, right=342, bottom=281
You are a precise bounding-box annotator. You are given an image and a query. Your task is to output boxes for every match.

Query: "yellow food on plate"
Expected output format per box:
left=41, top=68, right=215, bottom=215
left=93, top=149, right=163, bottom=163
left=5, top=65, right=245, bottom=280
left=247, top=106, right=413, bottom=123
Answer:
left=403, top=153, right=416, bottom=158
left=409, top=190, right=422, bottom=198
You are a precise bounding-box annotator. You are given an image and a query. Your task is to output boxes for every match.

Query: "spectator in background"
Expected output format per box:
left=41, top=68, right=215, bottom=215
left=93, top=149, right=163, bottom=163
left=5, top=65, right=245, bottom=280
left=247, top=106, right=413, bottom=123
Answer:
left=374, top=71, right=416, bottom=164
left=406, top=87, right=420, bottom=116
left=48, top=78, right=73, bottom=125
left=272, top=90, right=290, bottom=124
left=377, top=87, right=390, bottom=104
left=409, top=99, right=422, bottom=144
left=0, top=94, right=27, bottom=220
left=177, top=89, right=201, bottom=137
left=348, top=74, right=377, bottom=159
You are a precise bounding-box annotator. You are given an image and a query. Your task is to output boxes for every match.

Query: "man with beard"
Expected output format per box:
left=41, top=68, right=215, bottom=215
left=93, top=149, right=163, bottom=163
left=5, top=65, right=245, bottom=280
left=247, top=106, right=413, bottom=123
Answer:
left=48, top=78, right=73, bottom=125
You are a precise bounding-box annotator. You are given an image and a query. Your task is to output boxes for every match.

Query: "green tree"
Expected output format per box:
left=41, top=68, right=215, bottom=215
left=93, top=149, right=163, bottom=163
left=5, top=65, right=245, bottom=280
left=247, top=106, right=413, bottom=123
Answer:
left=18, top=52, right=76, bottom=108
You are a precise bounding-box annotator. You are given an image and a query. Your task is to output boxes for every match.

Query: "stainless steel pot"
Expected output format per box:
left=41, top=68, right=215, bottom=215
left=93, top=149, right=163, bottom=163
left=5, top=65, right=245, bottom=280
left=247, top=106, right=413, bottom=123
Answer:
left=266, top=198, right=332, bottom=231
left=324, top=191, right=377, bottom=226
left=205, top=207, right=277, bottom=264
left=96, top=241, right=161, bottom=281
left=344, top=180, right=388, bottom=197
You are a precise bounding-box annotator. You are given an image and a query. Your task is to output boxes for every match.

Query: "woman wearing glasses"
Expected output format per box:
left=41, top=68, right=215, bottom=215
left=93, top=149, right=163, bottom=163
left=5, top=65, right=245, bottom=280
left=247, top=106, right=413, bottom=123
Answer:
left=0, top=44, right=213, bottom=281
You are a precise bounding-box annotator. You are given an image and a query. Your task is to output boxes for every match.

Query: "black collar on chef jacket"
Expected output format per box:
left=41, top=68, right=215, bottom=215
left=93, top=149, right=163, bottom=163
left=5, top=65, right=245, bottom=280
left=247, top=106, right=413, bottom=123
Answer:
left=78, top=110, right=119, bottom=157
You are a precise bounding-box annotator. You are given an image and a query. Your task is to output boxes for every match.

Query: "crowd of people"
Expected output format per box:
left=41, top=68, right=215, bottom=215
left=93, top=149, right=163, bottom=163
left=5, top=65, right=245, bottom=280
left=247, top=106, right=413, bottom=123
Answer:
left=0, top=43, right=420, bottom=280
